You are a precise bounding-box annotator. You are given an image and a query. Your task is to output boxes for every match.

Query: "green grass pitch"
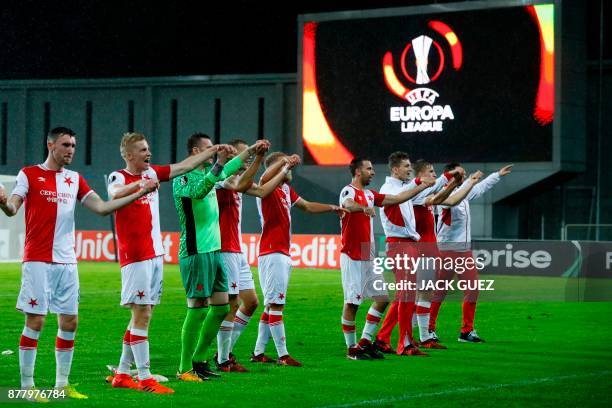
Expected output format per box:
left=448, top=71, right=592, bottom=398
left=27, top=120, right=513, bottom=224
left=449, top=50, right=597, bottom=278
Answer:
left=0, top=261, right=611, bottom=407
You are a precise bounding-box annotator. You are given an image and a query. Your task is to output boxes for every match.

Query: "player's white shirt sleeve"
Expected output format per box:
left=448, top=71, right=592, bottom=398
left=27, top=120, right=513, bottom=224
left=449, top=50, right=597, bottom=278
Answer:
left=290, top=188, right=301, bottom=207
left=339, top=185, right=355, bottom=207
left=438, top=176, right=472, bottom=209
left=467, top=172, right=500, bottom=201
left=431, top=173, right=451, bottom=194
left=412, top=174, right=451, bottom=205
left=378, top=183, right=392, bottom=220
left=11, top=170, right=29, bottom=198
left=107, top=171, right=126, bottom=199
left=405, top=179, right=418, bottom=189
left=379, top=183, right=391, bottom=195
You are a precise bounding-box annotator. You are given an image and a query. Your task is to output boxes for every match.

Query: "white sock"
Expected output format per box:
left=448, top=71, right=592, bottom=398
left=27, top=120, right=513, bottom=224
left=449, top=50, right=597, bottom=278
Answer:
left=254, top=311, right=271, bottom=355
left=417, top=301, right=432, bottom=342
left=117, top=327, right=134, bottom=375
left=217, top=320, right=234, bottom=364
left=360, top=306, right=383, bottom=341
left=404, top=332, right=412, bottom=348
left=342, top=317, right=356, bottom=348
left=268, top=310, right=288, bottom=357
left=55, top=329, right=75, bottom=388
left=130, top=328, right=151, bottom=380
left=19, top=327, right=40, bottom=389
left=412, top=312, right=417, bottom=328
left=230, top=310, right=252, bottom=351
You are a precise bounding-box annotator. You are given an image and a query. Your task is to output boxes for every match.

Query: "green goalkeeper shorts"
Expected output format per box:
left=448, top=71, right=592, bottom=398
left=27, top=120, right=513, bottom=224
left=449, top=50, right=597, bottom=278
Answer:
left=179, top=251, right=228, bottom=298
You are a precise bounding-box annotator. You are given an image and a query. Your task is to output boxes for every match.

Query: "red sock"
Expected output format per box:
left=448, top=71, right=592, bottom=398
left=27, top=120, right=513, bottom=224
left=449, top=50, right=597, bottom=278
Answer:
left=376, top=301, right=398, bottom=344
left=396, top=301, right=415, bottom=355
left=461, top=301, right=477, bottom=333
left=429, top=301, right=442, bottom=331
left=20, top=334, right=38, bottom=350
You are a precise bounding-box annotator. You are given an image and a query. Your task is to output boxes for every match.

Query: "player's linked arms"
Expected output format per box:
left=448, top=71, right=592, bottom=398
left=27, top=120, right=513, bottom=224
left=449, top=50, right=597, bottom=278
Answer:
left=342, top=198, right=376, bottom=217
left=260, top=153, right=300, bottom=185
left=245, top=164, right=291, bottom=198
left=108, top=180, right=140, bottom=200
left=330, top=204, right=349, bottom=219
left=0, top=183, right=23, bottom=216
left=139, top=179, right=159, bottom=194
left=419, top=175, right=437, bottom=187
left=362, top=207, right=376, bottom=217
left=254, top=140, right=271, bottom=155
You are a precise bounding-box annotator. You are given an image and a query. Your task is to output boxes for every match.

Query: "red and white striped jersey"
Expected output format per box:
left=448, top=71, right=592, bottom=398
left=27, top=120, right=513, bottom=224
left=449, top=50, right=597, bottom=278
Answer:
left=413, top=205, right=437, bottom=243
left=339, top=184, right=385, bottom=261
left=12, top=164, right=94, bottom=263
left=437, top=172, right=501, bottom=251
left=379, top=177, right=420, bottom=242
left=107, top=165, right=171, bottom=267
left=412, top=172, right=454, bottom=243
left=256, top=183, right=300, bottom=257
left=216, top=187, right=243, bottom=253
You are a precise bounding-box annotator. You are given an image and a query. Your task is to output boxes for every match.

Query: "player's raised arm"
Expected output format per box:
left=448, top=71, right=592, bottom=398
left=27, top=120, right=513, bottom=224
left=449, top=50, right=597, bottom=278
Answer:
left=498, top=164, right=513, bottom=176
left=426, top=160, right=465, bottom=195
left=234, top=140, right=271, bottom=191
left=465, top=165, right=511, bottom=202
left=441, top=171, right=483, bottom=206
left=223, top=140, right=272, bottom=192
left=244, top=160, right=296, bottom=198
left=380, top=175, right=435, bottom=206
left=0, top=183, right=23, bottom=217
left=224, top=153, right=264, bottom=193
left=260, top=154, right=299, bottom=185
left=168, top=144, right=224, bottom=179
left=173, top=146, right=235, bottom=199
left=82, top=179, right=159, bottom=216
left=425, top=176, right=462, bottom=206
left=294, top=197, right=348, bottom=217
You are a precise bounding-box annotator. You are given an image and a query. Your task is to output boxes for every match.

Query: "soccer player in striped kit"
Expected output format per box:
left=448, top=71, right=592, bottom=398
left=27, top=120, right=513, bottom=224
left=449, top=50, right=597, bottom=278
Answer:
left=431, top=163, right=513, bottom=343
left=338, top=157, right=434, bottom=360
left=214, top=139, right=296, bottom=372
left=375, top=154, right=464, bottom=355
left=0, top=127, right=158, bottom=402
left=252, top=151, right=346, bottom=366
left=108, top=132, right=228, bottom=393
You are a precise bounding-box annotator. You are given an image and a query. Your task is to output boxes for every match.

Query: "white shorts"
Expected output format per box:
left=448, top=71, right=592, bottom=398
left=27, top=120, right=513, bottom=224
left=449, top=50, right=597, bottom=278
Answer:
left=16, top=262, right=79, bottom=316
left=221, top=252, right=255, bottom=295
left=120, top=256, right=164, bottom=306
left=258, top=253, right=291, bottom=306
left=340, top=253, right=388, bottom=305
left=416, top=257, right=437, bottom=291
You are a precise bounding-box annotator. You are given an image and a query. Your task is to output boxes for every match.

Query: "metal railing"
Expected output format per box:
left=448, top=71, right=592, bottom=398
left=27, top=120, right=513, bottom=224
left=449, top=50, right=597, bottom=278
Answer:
left=562, top=224, right=612, bottom=241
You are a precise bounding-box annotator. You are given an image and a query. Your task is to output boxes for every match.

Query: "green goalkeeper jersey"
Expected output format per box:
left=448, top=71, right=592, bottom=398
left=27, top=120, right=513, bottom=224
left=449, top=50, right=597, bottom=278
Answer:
left=173, top=156, right=243, bottom=258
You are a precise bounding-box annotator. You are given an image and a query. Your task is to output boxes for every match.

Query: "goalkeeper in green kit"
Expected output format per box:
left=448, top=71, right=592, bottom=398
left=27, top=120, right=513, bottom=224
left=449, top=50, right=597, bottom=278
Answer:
left=173, top=133, right=270, bottom=382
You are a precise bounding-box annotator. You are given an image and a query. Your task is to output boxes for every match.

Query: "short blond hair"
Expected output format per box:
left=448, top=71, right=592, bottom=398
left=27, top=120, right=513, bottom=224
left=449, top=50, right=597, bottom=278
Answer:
left=120, top=132, right=146, bottom=159
left=264, top=151, right=287, bottom=168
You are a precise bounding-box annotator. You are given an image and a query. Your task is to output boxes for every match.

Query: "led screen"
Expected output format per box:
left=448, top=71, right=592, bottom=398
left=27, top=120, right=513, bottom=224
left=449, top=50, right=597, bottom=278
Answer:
left=301, top=4, right=554, bottom=165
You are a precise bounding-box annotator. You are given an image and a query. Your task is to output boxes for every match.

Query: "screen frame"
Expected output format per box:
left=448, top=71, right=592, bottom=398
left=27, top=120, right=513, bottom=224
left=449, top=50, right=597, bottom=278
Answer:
left=296, top=0, right=560, bottom=174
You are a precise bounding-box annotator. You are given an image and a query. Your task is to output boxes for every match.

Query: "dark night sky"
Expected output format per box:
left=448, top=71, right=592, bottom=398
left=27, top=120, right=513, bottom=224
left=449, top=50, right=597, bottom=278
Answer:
left=0, top=0, right=607, bottom=80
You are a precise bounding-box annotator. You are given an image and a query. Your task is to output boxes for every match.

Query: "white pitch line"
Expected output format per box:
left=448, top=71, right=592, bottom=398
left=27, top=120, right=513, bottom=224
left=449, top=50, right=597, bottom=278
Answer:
left=319, top=370, right=612, bottom=408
